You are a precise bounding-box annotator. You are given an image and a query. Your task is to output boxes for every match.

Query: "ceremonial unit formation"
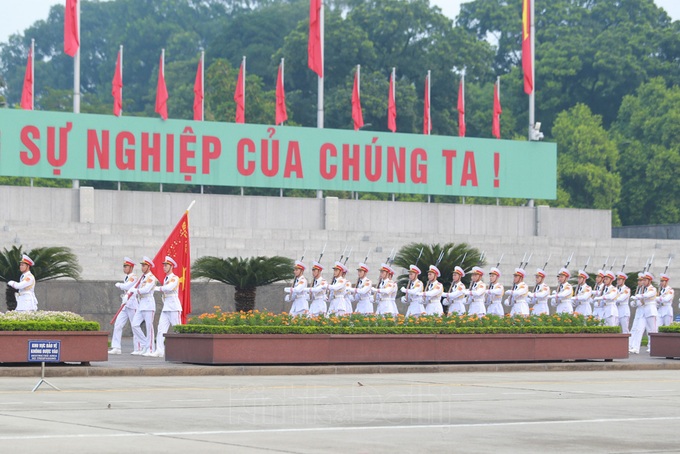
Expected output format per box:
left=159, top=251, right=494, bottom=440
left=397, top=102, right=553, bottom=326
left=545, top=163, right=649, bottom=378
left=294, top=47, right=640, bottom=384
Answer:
left=282, top=249, right=674, bottom=356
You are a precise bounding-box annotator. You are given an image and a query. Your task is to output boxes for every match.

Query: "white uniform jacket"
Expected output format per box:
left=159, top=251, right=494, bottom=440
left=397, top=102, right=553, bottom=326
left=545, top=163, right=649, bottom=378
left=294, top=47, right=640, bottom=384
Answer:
left=467, top=281, right=487, bottom=316
left=573, top=283, right=593, bottom=315
left=115, top=272, right=139, bottom=310
left=616, top=285, right=631, bottom=318
left=486, top=282, right=505, bottom=316
left=423, top=280, right=444, bottom=315
left=443, top=281, right=466, bottom=314
left=136, top=272, right=157, bottom=311
left=10, top=271, right=38, bottom=311
left=528, top=283, right=550, bottom=315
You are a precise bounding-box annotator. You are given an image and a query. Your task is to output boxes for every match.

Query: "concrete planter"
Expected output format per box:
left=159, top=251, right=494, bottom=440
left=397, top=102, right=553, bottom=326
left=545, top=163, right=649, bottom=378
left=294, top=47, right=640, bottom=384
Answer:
left=165, top=333, right=630, bottom=365
left=649, top=333, right=680, bottom=358
left=0, top=331, right=109, bottom=364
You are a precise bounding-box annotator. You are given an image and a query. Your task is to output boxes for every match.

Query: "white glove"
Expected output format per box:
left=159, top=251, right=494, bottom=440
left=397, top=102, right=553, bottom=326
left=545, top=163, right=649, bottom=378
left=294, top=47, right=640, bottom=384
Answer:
left=284, top=287, right=292, bottom=293
left=441, top=292, right=449, bottom=298
left=154, top=286, right=161, bottom=292
left=463, top=289, right=470, bottom=296
left=528, top=292, right=534, bottom=298
left=115, top=282, right=122, bottom=289
left=284, top=295, right=290, bottom=302
left=503, top=299, right=511, bottom=307
left=505, top=290, right=512, bottom=295
left=400, top=287, right=407, bottom=293
left=7, top=280, right=16, bottom=288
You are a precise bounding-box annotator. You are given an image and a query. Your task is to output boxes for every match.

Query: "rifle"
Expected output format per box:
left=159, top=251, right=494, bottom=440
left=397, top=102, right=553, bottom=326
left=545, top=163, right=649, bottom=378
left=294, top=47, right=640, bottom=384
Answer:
left=551, top=252, right=573, bottom=308
left=664, top=255, right=672, bottom=274
left=448, top=251, right=467, bottom=293
left=621, top=256, right=628, bottom=273
left=343, top=247, right=353, bottom=266
left=373, top=248, right=395, bottom=304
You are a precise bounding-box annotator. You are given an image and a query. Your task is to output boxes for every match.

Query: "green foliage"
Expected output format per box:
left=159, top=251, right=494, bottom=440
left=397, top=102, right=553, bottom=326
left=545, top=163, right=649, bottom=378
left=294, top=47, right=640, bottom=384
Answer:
left=0, top=310, right=99, bottom=331
left=192, top=255, right=293, bottom=311
left=659, top=324, right=680, bottom=333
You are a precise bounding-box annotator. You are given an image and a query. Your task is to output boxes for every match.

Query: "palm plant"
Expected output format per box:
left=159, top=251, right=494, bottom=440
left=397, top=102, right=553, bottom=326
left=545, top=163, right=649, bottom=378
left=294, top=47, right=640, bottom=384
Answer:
left=393, top=243, right=484, bottom=294
left=193, top=256, right=294, bottom=312
left=0, top=245, right=82, bottom=311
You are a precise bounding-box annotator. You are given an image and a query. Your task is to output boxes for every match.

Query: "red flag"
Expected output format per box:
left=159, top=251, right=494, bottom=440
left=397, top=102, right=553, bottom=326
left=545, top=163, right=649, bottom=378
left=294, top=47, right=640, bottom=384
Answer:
left=387, top=69, right=396, bottom=132
left=152, top=211, right=191, bottom=324
left=352, top=68, right=364, bottom=131
left=155, top=53, right=168, bottom=120
left=234, top=59, right=245, bottom=123
left=423, top=72, right=431, bottom=135
left=492, top=80, right=502, bottom=139
left=522, top=0, right=533, bottom=95
left=20, top=45, right=33, bottom=110
left=193, top=56, right=203, bottom=121
left=276, top=62, right=287, bottom=125
left=64, top=0, right=80, bottom=57
left=111, top=49, right=123, bottom=116
left=457, top=77, right=465, bottom=137
left=308, top=0, right=323, bottom=77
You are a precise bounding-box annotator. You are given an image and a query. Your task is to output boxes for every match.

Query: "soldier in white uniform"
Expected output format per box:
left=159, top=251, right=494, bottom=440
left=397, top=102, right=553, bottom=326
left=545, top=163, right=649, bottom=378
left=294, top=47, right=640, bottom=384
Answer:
left=327, top=262, right=350, bottom=316
left=109, top=257, right=140, bottom=355
left=8, top=254, right=38, bottom=311
left=657, top=273, right=674, bottom=327
left=442, top=266, right=466, bottom=315
left=486, top=267, right=504, bottom=316
left=592, top=270, right=606, bottom=320
left=615, top=272, right=631, bottom=333
left=505, top=268, right=530, bottom=315
left=466, top=266, right=487, bottom=317
left=422, top=265, right=444, bottom=316
left=148, top=256, right=182, bottom=357
left=373, top=263, right=397, bottom=315
left=629, top=273, right=646, bottom=354
left=400, top=264, right=425, bottom=317
left=352, top=263, right=373, bottom=314
left=572, top=270, right=593, bottom=316
left=284, top=260, right=309, bottom=317
left=308, top=261, right=328, bottom=316
left=630, top=271, right=658, bottom=352
left=594, top=270, right=619, bottom=326
left=551, top=268, right=574, bottom=314
left=528, top=268, right=550, bottom=316
left=131, top=257, right=157, bottom=355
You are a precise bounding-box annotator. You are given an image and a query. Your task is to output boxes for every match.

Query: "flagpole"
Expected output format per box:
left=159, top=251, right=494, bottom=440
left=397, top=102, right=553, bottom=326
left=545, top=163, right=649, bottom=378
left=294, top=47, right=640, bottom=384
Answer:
left=316, top=2, right=324, bottom=199
left=528, top=0, right=536, bottom=207
left=30, top=39, right=35, bottom=110
left=72, top=0, right=81, bottom=189
left=242, top=55, right=246, bottom=117
left=186, top=200, right=196, bottom=212
left=280, top=57, right=285, bottom=126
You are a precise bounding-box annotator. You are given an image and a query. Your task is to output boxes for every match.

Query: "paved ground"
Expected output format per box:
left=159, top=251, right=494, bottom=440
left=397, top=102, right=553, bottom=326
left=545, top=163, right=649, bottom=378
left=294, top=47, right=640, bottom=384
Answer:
left=2, top=337, right=680, bottom=378
left=1, top=369, right=680, bottom=453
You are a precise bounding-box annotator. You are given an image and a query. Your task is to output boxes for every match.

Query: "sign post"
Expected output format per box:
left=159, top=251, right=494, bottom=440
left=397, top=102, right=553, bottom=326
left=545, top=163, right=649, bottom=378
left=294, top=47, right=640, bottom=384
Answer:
left=28, top=340, right=61, bottom=392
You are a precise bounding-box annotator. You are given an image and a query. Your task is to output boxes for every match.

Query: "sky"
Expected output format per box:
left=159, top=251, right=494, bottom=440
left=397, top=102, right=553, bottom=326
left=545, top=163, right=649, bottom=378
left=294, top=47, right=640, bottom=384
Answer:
left=1, top=0, right=679, bottom=45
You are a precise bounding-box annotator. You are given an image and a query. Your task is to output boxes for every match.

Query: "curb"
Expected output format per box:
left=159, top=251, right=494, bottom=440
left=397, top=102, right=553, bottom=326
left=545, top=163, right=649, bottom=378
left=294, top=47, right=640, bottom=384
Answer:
left=2, top=359, right=680, bottom=378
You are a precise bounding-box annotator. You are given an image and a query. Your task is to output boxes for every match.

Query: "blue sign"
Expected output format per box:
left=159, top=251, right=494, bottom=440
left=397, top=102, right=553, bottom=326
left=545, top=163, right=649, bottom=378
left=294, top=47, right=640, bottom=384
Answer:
left=28, top=340, right=61, bottom=362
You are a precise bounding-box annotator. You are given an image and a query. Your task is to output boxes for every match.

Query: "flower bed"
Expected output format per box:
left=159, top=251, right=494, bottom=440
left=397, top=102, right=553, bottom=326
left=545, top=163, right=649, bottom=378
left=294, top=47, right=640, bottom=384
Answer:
left=649, top=324, right=680, bottom=358
left=166, top=310, right=628, bottom=365
left=0, top=311, right=108, bottom=364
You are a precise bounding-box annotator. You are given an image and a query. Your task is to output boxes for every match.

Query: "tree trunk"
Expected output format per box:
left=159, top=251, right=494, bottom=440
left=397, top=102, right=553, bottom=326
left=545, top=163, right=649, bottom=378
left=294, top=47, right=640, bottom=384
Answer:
left=5, top=286, right=17, bottom=311
left=234, top=287, right=256, bottom=312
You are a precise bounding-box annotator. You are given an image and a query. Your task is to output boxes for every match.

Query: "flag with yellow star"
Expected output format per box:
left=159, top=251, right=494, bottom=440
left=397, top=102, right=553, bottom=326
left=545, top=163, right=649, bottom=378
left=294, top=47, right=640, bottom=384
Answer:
left=152, top=211, right=191, bottom=323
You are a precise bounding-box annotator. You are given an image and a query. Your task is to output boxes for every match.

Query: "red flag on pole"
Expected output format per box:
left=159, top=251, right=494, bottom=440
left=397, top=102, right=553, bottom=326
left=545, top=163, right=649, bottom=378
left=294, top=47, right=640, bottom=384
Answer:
left=234, top=58, right=245, bottom=124
left=352, top=66, right=364, bottom=131
left=64, top=0, right=79, bottom=57
left=193, top=54, right=203, bottom=121
left=492, top=79, right=502, bottom=139
left=457, top=77, right=465, bottom=137
left=387, top=68, right=396, bottom=132
left=155, top=51, right=168, bottom=120
left=522, top=0, right=533, bottom=95
left=112, top=47, right=123, bottom=116
left=20, top=43, right=34, bottom=110
left=152, top=210, right=192, bottom=324
left=423, top=71, right=431, bottom=135
left=276, top=60, right=288, bottom=125
left=308, top=0, right=323, bottom=77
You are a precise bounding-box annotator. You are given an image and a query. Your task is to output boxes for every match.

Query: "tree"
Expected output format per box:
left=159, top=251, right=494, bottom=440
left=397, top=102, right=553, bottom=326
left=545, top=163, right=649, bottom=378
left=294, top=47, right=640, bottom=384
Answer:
left=613, top=78, right=680, bottom=225
left=192, top=255, right=293, bottom=312
left=0, top=246, right=82, bottom=311
left=552, top=104, right=621, bottom=223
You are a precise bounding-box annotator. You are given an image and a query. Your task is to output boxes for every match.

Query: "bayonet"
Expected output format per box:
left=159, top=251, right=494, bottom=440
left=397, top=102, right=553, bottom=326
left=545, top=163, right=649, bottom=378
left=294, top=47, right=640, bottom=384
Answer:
left=317, top=242, right=327, bottom=263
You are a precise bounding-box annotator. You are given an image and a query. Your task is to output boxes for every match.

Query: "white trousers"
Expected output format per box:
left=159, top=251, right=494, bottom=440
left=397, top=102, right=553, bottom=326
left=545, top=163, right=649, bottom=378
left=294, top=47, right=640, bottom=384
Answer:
left=618, top=315, right=630, bottom=334
left=131, top=310, right=155, bottom=353
left=155, top=311, right=181, bottom=355
left=111, top=306, right=140, bottom=350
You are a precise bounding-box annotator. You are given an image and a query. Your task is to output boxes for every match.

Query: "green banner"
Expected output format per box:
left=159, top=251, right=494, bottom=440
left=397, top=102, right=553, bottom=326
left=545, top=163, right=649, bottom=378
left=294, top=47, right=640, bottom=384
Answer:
left=0, top=110, right=556, bottom=199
